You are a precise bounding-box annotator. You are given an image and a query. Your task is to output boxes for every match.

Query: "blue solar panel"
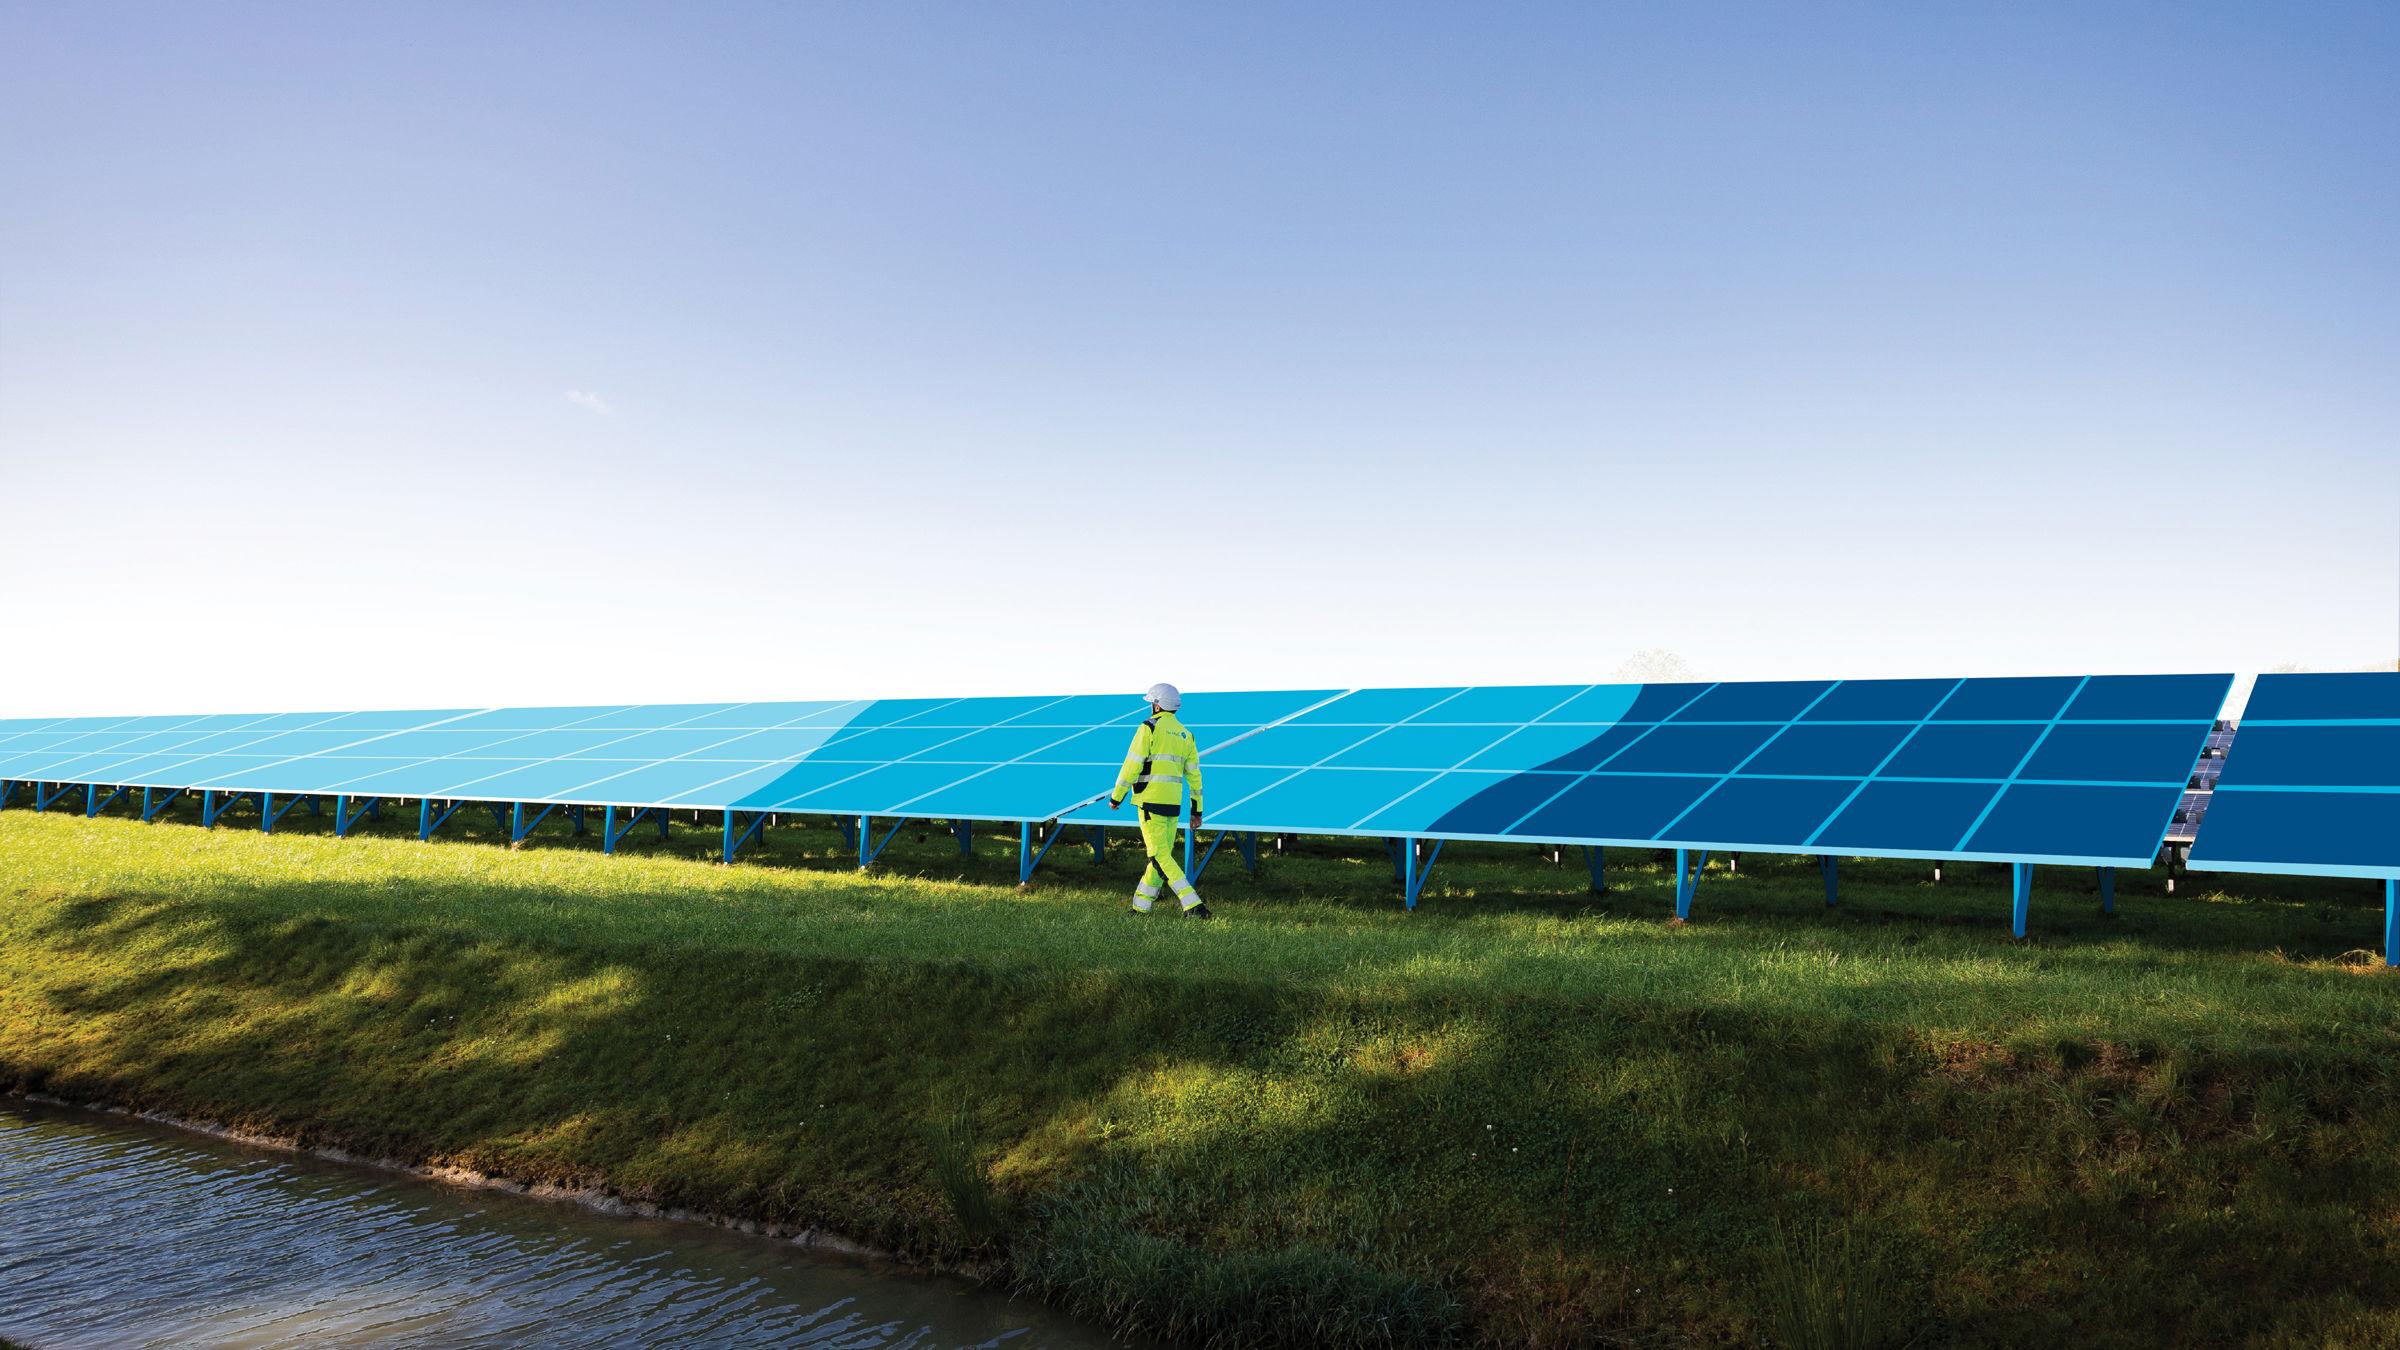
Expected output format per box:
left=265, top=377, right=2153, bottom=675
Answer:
left=2189, top=673, right=2400, bottom=879
left=2, top=679, right=2228, bottom=869
left=1070, top=676, right=2230, bottom=867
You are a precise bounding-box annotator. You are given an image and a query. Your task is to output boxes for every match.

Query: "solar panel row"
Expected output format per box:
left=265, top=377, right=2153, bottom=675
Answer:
left=0, top=676, right=2228, bottom=869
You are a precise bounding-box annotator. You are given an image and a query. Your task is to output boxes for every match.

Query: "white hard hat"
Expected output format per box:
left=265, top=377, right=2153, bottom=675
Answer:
left=1144, top=682, right=1181, bottom=711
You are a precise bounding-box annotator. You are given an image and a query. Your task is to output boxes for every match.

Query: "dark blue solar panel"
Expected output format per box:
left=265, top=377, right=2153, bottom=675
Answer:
left=1738, top=723, right=1914, bottom=777
left=2241, top=672, right=2400, bottom=722
left=1602, top=724, right=1777, bottom=775
left=1668, top=776, right=1861, bottom=846
left=1669, top=681, right=1834, bottom=724
left=1933, top=677, right=2083, bottom=722
left=2064, top=674, right=2231, bottom=722
left=1811, top=780, right=2000, bottom=854
left=1801, top=678, right=1956, bottom=723
left=2189, top=673, right=2400, bottom=879
left=1963, top=784, right=2177, bottom=858
left=1880, top=723, right=2042, bottom=780
left=2019, top=724, right=2210, bottom=782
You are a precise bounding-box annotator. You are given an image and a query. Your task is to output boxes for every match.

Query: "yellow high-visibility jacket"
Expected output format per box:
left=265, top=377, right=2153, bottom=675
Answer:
left=1110, top=711, right=1203, bottom=821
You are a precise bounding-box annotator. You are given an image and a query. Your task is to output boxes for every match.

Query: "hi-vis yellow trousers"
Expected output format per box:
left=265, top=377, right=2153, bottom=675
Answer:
left=1132, top=808, right=1201, bottom=912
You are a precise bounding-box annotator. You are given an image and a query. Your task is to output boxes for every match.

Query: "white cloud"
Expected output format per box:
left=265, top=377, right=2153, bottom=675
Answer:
left=563, top=389, right=616, bottom=416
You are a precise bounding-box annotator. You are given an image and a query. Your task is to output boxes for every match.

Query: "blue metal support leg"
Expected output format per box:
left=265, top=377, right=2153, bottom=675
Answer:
left=1674, top=849, right=1709, bottom=920
left=839, top=816, right=858, bottom=850
left=511, top=801, right=562, bottom=845
left=1018, top=820, right=1070, bottom=886
left=1087, top=825, right=1106, bottom=862
left=2098, top=866, right=2115, bottom=915
left=1822, top=854, right=1839, bottom=907
left=1585, top=846, right=1608, bottom=894
left=335, top=795, right=380, bottom=838
left=2384, top=879, right=2396, bottom=969
left=1192, top=830, right=1236, bottom=884
left=722, top=809, right=769, bottom=862
left=260, top=792, right=310, bottom=833
left=36, top=781, right=80, bottom=812
left=0, top=780, right=16, bottom=809
left=2012, top=862, right=2033, bottom=939
left=571, top=805, right=587, bottom=837
left=418, top=798, right=467, bottom=841
left=1238, top=831, right=1259, bottom=875
left=140, top=787, right=186, bottom=823
left=954, top=818, right=973, bottom=857
left=85, top=783, right=129, bottom=818
left=202, top=789, right=254, bottom=828
left=1401, top=838, right=1445, bottom=911
left=858, top=815, right=908, bottom=869
left=602, top=805, right=668, bottom=853
left=488, top=803, right=510, bottom=833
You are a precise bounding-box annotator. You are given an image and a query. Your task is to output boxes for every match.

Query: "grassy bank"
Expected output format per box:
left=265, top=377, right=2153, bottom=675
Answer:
left=2, top=803, right=2397, bottom=1347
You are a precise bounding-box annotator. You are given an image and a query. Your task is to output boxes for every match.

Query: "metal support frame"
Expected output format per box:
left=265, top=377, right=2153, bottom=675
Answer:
left=1674, top=849, right=1711, bottom=920
left=2097, top=866, right=2115, bottom=915
left=858, top=814, right=907, bottom=869
left=140, top=787, right=186, bottom=823
left=571, top=805, right=587, bottom=837
left=1822, top=854, right=1840, bottom=907
left=0, top=780, right=17, bottom=809
left=1401, top=838, right=1445, bottom=910
left=1087, top=824, right=1107, bottom=862
left=418, top=797, right=469, bottom=841
left=954, top=818, right=973, bottom=857
left=2011, top=862, right=2034, bottom=939
left=510, top=801, right=563, bottom=845
left=84, top=783, right=129, bottom=818
left=334, top=795, right=382, bottom=837
left=1584, top=846, right=1608, bottom=894
left=36, top=781, right=79, bottom=812
left=1190, top=830, right=1261, bottom=885
left=2385, top=878, right=2396, bottom=969
left=839, top=816, right=858, bottom=850
left=722, top=809, right=769, bottom=862
left=602, top=805, right=671, bottom=853
left=260, top=792, right=310, bottom=833
left=201, top=789, right=256, bottom=828
left=488, top=803, right=510, bottom=833
left=1018, top=820, right=1067, bottom=885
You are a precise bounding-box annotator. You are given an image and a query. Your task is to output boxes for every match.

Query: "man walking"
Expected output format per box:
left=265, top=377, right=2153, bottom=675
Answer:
left=1109, top=683, right=1211, bottom=918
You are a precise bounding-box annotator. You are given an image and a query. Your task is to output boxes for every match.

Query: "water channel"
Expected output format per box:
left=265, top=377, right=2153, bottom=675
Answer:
left=0, top=1098, right=1132, bottom=1348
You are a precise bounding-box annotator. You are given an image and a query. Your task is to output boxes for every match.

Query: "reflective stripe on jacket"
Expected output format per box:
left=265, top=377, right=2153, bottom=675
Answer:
left=1111, top=712, right=1203, bottom=816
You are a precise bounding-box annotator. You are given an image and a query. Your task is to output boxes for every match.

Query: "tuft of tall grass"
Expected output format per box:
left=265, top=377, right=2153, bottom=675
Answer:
left=1756, top=1217, right=1903, bottom=1350
left=925, top=1096, right=1004, bottom=1247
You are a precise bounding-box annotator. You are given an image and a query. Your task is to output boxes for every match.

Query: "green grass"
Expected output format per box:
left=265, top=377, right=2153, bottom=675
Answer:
left=2, top=800, right=2398, bottom=1347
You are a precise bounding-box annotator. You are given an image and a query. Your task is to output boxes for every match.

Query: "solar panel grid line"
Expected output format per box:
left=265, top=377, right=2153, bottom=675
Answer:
left=1336, top=685, right=1601, bottom=831
left=883, top=687, right=1363, bottom=824
left=1202, top=687, right=1478, bottom=824
left=1802, top=678, right=1968, bottom=848
left=2186, top=673, right=2400, bottom=882
left=1651, top=681, right=1848, bottom=842
left=204, top=707, right=502, bottom=788
left=198, top=703, right=639, bottom=799
left=1945, top=675, right=2091, bottom=852
left=440, top=699, right=881, bottom=806
left=813, top=696, right=1123, bottom=820
left=1493, top=683, right=1723, bottom=835
left=432, top=702, right=785, bottom=804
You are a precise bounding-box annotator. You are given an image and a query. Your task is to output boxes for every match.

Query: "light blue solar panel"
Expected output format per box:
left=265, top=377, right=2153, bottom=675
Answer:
left=904, top=726, right=1085, bottom=764
left=812, top=727, right=980, bottom=762
left=442, top=706, right=632, bottom=731
left=1458, top=724, right=1630, bottom=772
left=1352, top=770, right=1512, bottom=833
left=1214, top=768, right=1441, bottom=831
left=646, top=761, right=799, bottom=806
left=430, top=760, right=637, bottom=801
left=1407, top=685, right=1587, bottom=723
left=669, top=702, right=853, bottom=729
left=1017, top=727, right=1138, bottom=765
left=996, top=694, right=1148, bottom=728
left=2190, top=673, right=2400, bottom=879
left=885, top=764, right=1100, bottom=820
left=893, top=696, right=1076, bottom=728
left=313, top=709, right=475, bottom=730
left=1178, top=689, right=1344, bottom=726
left=1212, top=725, right=1380, bottom=767
left=1325, top=726, right=1512, bottom=770
left=1289, top=688, right=1467, bottom=725
left=566, top=704, right=747, bottom=730
left=767, top=761, right=975, bottom=813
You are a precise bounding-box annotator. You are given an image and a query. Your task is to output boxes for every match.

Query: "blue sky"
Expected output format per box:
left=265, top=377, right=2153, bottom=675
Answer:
left=2, top=2, right=2394, bottom=716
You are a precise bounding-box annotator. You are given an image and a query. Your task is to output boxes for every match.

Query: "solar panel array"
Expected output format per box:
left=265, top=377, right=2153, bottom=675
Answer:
left=2188, top=673, right=2400, bottom=879
left=1058, top=675, right=2230, bottom=866
left=1, top=676, right=2230, bottom=869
